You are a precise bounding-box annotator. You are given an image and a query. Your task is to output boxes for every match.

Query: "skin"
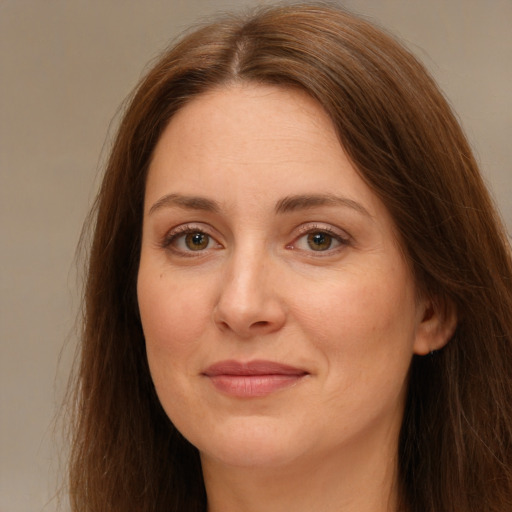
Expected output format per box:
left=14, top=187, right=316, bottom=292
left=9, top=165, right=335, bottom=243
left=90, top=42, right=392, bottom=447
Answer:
left=137, top=83, right=456, bottom=512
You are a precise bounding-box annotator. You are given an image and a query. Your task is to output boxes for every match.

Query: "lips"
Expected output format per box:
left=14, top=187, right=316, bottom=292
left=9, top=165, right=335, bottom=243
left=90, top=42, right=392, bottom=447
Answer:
left=202, top=360, right=308, bottom=398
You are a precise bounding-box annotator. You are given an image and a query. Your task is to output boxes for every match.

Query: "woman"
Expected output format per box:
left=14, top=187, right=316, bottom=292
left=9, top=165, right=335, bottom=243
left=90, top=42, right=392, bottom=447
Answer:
left=68, top=3, right=512, bottom=511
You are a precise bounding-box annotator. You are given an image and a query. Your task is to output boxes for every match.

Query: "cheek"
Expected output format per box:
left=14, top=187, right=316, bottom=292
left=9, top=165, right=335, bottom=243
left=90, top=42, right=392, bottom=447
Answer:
left=137, top=269, right=214, bottom=429
left=138, top=266, right=208, bottom=338
left=137, top=268, right=212, bottom=383
left=295, top=267, right=417, bottom=371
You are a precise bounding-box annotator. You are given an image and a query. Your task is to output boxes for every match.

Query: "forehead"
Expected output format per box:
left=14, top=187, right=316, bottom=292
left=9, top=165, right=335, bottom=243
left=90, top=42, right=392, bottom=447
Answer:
left=146, top=84, right=380, bottom=210
left=152, top=83, right=340, bottom=166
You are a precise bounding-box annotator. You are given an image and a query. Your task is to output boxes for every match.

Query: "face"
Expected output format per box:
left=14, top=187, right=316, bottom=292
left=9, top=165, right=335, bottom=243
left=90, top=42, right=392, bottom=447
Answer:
left=137, top=84, right=439, bottom=471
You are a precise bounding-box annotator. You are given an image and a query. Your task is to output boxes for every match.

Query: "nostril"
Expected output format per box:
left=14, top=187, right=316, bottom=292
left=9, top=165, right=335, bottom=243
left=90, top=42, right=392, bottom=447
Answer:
left=251, top=321, right=270, bottom=328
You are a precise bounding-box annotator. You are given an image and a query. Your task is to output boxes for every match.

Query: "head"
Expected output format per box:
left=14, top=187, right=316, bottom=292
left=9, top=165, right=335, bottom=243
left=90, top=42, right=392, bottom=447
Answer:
left=71, top=3, right=512, bottom=511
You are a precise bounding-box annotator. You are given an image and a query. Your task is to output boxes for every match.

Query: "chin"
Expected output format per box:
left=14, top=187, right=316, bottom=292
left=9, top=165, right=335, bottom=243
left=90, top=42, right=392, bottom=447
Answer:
left=200, top=442, right=300, bottom=469
left=190, top=417, right=305, bottom=469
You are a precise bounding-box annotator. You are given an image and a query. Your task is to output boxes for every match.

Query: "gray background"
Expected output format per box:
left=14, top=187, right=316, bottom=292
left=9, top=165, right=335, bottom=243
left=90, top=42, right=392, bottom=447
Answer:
left=1, top=1, right=510, bottom=511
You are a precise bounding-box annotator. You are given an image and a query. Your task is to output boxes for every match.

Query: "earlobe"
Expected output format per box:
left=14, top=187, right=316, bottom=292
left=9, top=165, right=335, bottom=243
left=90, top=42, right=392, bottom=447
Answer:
left=413, top=297, right=457, bottom=356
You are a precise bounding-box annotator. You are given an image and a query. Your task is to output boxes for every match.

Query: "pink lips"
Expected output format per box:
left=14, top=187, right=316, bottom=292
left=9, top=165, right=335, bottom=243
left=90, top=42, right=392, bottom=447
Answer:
left=202, top=360, right=308, bottom=398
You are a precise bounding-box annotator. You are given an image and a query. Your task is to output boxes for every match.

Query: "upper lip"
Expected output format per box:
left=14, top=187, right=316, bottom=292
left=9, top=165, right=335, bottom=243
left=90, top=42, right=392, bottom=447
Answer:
left=202, top=360, right=308, bottom=376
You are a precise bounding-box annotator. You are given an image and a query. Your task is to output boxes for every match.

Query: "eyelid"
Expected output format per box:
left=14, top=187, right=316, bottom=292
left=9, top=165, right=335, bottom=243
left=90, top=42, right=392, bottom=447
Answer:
left=294, top=223, right=351, bottom=240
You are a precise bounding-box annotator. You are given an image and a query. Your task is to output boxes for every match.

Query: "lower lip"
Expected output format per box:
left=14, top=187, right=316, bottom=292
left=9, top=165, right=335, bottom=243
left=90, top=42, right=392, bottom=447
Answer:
left=207, top=374, right=306, bottom=398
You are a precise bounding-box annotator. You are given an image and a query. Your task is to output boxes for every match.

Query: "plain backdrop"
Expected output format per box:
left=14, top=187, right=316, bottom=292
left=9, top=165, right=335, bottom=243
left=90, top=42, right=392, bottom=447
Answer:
left=1, top=1, right=511, bottom=511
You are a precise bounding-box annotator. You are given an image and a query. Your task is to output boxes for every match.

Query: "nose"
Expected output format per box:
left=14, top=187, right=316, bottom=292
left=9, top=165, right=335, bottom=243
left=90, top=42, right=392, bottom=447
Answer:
left=213, top=251, right=287, bottom=338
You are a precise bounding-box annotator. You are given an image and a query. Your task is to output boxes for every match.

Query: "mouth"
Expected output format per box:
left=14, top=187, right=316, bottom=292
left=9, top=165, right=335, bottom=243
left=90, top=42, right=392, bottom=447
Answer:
left=202, top=360, right=309, bottom=398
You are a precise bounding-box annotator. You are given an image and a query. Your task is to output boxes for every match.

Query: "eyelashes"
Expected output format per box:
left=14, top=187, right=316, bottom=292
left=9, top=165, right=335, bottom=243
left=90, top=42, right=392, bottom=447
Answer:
left=161, top=223, right=351, bottom=257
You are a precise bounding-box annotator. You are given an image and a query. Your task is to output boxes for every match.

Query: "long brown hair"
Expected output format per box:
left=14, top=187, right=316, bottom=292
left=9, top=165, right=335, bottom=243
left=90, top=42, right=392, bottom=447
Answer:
left=69, top=3, right=512, bottom=511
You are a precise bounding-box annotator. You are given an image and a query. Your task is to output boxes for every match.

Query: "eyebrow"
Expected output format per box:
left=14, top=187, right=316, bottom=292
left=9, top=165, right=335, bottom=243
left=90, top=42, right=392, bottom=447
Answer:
left=148, top=192, right=371, bottom=218
left=148, top=193, right=220, bottom=215
left=274, top=194, right=372, bottom=218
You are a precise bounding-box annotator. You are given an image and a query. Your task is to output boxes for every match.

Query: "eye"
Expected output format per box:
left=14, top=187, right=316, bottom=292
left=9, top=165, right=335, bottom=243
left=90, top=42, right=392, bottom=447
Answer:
left=183, top=232, right=211, bottom=251
left=163, top=226, right=221, bottom=254
left=289, top=226, right=350, bottom=254
left=305, top=232, right=335, bottom=251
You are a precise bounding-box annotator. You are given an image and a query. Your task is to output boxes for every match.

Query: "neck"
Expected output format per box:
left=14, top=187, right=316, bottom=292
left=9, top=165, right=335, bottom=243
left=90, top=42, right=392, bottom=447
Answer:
left=201, top=432, right=401, bottom=512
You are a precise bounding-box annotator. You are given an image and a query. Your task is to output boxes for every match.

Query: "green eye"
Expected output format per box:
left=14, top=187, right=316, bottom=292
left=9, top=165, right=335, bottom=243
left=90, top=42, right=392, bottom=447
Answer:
left=184, top=232, right=210, bottom=250
left=307, top=232, right=333, bottom=251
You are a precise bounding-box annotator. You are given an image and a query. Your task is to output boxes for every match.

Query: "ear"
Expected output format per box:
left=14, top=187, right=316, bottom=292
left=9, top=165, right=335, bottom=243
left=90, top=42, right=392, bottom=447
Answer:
left=413, top=296, right=457, bottom=356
